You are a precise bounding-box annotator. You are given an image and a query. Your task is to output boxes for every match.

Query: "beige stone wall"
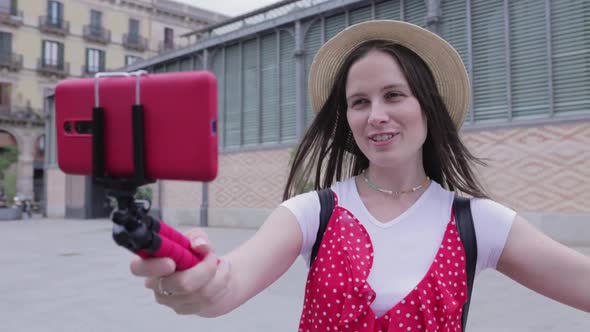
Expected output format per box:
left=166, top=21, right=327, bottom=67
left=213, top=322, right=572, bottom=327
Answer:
left=155, top=148, right=292, bottom=227
left=205, top=148, right=293, bottom=227
left=210, top=149, right=292, bottom=209
left=45, top=121, right=590, bottom=226
left=159, top=179, right=203, bottom=225
left=204, top=121, right=590, bottom=216
left=200, top=121, right=590, bottom=227
left=464, top=122, right=590, bottom=214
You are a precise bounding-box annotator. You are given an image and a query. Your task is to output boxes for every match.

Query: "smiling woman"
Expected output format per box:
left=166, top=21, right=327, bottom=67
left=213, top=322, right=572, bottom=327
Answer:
left=128, top=19, right=590, bottom=332
left=345, top=49, right=427, bottom=170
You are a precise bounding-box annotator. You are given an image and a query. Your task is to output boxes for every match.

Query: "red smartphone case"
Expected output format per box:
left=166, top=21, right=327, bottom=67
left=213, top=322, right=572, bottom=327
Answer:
left=55, top=71, right=218, bottom=182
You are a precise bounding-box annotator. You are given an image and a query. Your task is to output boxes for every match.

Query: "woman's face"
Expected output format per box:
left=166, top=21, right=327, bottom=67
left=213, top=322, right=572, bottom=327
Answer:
left=345, top=50, right=427, bottom=168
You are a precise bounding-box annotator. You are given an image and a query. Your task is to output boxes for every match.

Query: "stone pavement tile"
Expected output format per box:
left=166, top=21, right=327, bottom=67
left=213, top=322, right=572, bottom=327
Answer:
left=0, top=218, right=589, bottom=332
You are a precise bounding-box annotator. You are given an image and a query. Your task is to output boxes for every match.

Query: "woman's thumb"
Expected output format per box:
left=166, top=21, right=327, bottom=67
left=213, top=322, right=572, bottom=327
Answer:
left=190, top=236, right=212, bottom=257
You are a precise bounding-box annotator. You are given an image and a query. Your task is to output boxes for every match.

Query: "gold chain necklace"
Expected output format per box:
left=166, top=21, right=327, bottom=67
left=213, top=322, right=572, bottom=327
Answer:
left=362, top=170, right=430, bottom=197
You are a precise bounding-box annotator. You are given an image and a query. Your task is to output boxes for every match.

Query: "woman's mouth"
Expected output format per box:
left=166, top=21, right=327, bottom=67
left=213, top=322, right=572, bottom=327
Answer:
left=368, top=132, right=399, bottom=145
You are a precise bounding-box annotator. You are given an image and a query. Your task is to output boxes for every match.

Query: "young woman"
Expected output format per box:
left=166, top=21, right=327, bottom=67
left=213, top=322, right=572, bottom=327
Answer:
left=130, top=20, right=590, bottom=331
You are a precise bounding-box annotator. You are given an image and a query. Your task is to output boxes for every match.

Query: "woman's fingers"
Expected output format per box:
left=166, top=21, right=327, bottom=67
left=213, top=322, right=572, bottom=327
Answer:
left=184, top=228, right=209, bottom=241
left=130, top=257, right=175, bottom=277
left=129, top=227, right=230, bottom=315
left=151, top=256, right=231, bottom=315
left=145, top=251, right=218, bottom=295
left=130, top=227, right=211, bottom=278
left=186, top=229, right=213, bottom=257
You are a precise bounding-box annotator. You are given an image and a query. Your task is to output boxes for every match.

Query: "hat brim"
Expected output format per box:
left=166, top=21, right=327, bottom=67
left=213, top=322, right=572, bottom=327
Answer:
left=308, top=20, right=470, bottom=129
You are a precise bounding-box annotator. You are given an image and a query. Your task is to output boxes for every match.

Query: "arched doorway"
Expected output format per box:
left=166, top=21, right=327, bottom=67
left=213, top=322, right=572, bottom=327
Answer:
left=0, top=130, right=18, bottom=207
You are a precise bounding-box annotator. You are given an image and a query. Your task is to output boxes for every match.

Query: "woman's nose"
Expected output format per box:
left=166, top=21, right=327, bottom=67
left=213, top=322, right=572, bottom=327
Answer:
left=367, top=102, right=388, bottom=125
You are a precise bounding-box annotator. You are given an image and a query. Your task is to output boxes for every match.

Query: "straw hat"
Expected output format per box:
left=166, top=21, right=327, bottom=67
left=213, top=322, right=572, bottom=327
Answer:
left=308, top=20, right=470, bottom=129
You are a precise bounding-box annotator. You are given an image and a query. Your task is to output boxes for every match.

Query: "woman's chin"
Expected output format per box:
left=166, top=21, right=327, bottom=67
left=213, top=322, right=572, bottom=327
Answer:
left=363, top=151, right=422, bottom=169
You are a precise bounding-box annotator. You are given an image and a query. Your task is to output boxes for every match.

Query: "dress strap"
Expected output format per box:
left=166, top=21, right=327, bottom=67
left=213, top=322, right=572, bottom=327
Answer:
left=453, top=195, right=477, bottom=332
left=311, top=188, right=335, bottom=265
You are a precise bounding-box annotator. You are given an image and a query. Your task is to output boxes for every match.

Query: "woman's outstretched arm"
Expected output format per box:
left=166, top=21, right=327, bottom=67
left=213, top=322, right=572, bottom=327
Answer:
left=497, top=215, right=590, bottom=313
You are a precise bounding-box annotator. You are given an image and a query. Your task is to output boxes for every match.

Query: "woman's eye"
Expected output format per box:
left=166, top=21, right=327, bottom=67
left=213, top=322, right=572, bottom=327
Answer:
left=385, top=91, right=403, bottom=99
left=351, top=99, right=368, bottom=107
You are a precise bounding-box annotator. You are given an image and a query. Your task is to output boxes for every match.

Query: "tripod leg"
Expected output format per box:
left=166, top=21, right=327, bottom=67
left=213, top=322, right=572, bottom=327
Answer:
left=144, top=216, right=192, bottom=252
left=145, top=232, right=202, bottom=270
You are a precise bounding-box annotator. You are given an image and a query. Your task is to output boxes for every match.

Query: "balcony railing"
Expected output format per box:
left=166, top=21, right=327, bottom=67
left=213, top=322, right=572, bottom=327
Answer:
left=0, top=106, right=45, bottom=126
left=158, top=41, right=175, bottom=53
left=0, top=7, right=23, bottom=27
left=81, top=65, right=106, bottom=77
left=37, top=59, right=69, bottom=78
left=39, top=16, right=70, bottom=36
left=123, top=34, right=148, bottom=52
left=83, top=25, right=111, bottom=44
left=0, top=52, right=23, bottom=71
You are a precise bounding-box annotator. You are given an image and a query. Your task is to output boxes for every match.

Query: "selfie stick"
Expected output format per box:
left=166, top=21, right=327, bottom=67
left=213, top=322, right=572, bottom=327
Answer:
left=92, top=71, right=201, bottom=271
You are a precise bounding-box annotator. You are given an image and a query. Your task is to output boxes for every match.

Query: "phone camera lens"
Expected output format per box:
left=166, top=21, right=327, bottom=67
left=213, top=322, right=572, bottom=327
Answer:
left=64, top=121, right=72, bottom=133
left=211, top=120, right=217, bottom=136
left=74, top=121, right=92, bottom=134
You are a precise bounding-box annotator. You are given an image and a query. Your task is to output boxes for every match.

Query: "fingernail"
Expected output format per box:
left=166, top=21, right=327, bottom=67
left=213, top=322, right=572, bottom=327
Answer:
left=192, top=238, right=207, bottom=247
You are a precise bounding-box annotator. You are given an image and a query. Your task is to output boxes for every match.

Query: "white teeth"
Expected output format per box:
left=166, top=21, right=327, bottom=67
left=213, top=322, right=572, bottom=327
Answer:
left=370, top=134, right=394, bottom=142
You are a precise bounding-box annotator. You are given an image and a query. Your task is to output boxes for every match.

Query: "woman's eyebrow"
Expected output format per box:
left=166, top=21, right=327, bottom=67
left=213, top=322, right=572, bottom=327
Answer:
left=346, top=83, right=410, bottom=100
left=382, top=83, right=408, bottom=91
left=346, top=92, right=365, bottom=100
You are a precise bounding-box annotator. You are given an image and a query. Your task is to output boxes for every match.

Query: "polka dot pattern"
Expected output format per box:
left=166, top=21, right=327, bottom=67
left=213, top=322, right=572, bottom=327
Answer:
left=299, top=192, right=468, bottom=332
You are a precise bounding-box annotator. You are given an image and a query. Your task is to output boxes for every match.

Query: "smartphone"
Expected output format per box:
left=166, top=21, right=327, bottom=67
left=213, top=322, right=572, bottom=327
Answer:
left=55, top=71, right=218, bottom=182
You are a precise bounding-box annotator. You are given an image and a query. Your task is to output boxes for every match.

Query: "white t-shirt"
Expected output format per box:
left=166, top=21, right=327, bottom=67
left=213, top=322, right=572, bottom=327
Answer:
left=281, top=177, right=516, bottom=317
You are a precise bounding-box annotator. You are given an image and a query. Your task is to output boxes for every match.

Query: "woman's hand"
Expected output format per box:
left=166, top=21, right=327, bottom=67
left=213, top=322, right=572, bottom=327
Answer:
left=129, top=206, right=303, bottom=317
left=129, top=229, right=232, bottom=316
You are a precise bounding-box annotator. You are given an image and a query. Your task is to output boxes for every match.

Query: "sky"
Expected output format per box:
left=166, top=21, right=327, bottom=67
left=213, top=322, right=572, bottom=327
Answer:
left=173, top=0, right=283, bottom=17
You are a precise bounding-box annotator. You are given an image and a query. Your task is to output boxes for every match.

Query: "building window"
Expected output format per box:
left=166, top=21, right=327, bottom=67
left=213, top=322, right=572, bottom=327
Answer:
left=0, top=0, right=18, bottom=15
left=89, top=9, right=102, bottom=34
left=0, top=82, right=11, bottom=113
left=125, top=55, right=142, bottom=66
left=86, top=48, right=105, bottom=74
left=0, top=31, right=12, bottom=57
left=129, top=18, right=140, bottom=40
left=47, top=0, right=64, bottom=26
left=164, top=27, right=174, bottom=49
left=42, top=40, right=64, bottom=68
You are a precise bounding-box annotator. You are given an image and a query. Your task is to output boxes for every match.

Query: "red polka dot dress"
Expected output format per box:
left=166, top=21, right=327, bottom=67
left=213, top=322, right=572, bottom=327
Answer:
left=298, top=192, right=468, bottom=332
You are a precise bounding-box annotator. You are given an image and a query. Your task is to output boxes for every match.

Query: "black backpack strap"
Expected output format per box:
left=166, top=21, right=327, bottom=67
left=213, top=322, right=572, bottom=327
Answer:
left=453, top=195, right=478, bottom=332
left=310, top=188, right=334, bottom=265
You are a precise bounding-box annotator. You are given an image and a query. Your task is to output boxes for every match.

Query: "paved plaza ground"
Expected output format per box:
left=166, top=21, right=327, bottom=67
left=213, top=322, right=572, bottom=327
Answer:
left=1, top=218, right=589, bottom=332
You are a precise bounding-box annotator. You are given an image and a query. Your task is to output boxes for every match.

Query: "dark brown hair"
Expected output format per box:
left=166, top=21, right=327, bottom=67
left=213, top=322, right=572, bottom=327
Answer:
left=283, top=40, right=488, bottom=200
